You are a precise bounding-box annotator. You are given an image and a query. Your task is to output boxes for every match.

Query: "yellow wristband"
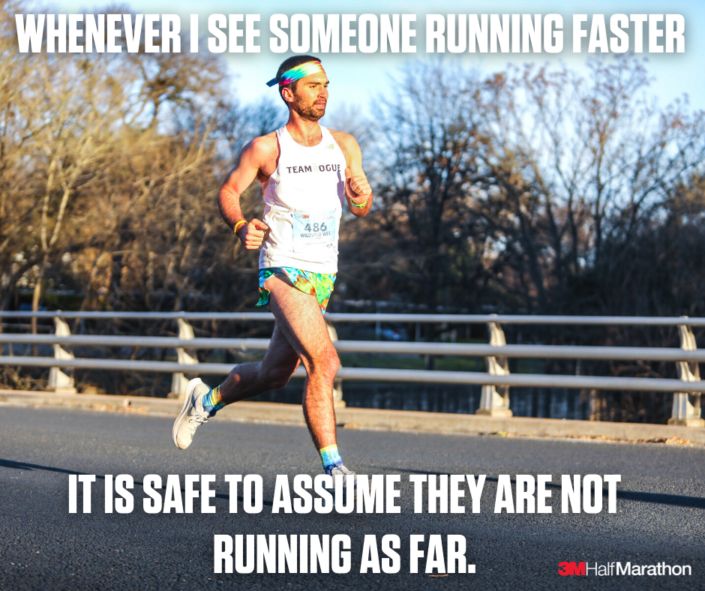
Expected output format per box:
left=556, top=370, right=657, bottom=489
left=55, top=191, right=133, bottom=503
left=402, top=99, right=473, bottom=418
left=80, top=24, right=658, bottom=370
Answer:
left=350, top=198, right=368, bottom=209
left=233, top=219, right=247, bottom=235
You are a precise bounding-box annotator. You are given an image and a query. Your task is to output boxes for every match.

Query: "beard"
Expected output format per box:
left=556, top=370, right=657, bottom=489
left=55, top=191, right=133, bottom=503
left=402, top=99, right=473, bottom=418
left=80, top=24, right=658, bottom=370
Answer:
left=295, top=101, right=326, bottom=121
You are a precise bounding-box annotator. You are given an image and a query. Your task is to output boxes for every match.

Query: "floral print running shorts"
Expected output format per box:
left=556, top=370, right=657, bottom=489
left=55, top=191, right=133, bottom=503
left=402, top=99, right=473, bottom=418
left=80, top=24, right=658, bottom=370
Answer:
left=257, top=267, right=337, bottom=313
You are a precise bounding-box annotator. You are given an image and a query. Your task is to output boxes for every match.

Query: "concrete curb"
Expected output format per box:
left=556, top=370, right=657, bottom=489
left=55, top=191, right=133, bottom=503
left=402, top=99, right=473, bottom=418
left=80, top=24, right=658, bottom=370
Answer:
left=1, top=389, right=704, bottom=447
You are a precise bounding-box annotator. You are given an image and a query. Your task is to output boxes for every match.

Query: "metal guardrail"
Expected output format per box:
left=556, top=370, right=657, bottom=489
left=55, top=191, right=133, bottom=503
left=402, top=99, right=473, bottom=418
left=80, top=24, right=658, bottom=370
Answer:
left=4, top=310, right=705, bottom=326
left=5, top=334, right=705, bottom=361
left=0, top=311, right=703, bottom=427
left=3, top=355, right=705, bottom=393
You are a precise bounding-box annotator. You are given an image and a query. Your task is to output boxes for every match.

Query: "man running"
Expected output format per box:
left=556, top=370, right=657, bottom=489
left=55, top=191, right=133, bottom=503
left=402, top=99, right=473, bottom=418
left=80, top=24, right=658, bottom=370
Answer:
left=172, top=55, right=373, bottom=476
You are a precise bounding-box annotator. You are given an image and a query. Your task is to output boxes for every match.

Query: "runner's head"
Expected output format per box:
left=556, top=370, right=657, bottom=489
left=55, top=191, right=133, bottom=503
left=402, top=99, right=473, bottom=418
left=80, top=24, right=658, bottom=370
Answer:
left=267, top=55, right=328, bottom=121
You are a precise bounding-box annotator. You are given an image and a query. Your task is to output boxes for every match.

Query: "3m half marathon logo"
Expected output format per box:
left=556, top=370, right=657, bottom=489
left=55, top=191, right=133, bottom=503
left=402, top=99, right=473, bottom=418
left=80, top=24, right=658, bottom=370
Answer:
left=558, top=561, right=692, bottom=577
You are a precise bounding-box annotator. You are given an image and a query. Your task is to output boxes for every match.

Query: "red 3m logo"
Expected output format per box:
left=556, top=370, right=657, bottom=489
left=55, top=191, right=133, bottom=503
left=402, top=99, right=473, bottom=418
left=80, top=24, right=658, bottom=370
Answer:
left=558, top=562, right=587, bottom=576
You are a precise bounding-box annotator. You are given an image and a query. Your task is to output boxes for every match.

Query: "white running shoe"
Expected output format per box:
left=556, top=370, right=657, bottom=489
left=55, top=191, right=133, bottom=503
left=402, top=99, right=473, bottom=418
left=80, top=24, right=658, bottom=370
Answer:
left=172, top=378, right=211, bottom=450
left=329, top=464, right=356, bottom=498
left=328, top=464, right=355, bottom=477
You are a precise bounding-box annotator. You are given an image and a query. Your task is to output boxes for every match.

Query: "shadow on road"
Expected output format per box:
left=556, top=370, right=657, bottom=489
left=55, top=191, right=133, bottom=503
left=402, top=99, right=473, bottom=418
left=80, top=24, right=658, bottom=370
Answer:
left=0, top=458, right=82, bottom=475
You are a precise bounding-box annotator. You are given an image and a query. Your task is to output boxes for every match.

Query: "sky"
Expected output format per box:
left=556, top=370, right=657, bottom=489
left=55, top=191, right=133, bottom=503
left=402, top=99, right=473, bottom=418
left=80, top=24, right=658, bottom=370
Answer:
left=23, top=0, right=705, bottom=113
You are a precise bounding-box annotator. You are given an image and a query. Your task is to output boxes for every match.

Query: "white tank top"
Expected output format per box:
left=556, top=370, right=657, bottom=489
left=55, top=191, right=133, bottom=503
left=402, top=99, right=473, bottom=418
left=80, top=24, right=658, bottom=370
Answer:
left=259, top=125, right=347, bottom=273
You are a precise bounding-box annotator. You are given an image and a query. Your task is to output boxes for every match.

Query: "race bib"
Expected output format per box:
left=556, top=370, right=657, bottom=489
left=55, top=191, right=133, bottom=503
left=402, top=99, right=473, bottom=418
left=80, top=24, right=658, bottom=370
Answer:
left=291, top=211, right=338, bottom=254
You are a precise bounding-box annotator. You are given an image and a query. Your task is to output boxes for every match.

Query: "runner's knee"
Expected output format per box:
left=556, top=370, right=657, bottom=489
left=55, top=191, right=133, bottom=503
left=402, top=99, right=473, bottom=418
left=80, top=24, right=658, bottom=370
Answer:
left=304, top=344, right=340, bottom=380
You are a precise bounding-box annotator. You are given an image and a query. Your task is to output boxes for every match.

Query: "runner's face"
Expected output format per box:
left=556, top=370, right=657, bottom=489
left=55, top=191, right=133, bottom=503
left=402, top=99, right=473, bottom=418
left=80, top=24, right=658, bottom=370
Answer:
left=288, top=70, right=329, bottom=121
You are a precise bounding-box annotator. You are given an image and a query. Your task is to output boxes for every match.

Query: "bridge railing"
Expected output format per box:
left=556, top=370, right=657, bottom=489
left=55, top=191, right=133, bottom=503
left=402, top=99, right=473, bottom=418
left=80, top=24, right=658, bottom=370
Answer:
left=0, top=311, right=702, bottom=427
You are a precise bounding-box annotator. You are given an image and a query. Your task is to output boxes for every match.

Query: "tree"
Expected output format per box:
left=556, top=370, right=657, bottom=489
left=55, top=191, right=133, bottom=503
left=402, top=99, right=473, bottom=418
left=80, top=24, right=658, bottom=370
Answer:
left=0, top=2, right=250, bottom=315
left=472, top=57, right=705, bottom=313
left=361, top=60, right=493, bottom=312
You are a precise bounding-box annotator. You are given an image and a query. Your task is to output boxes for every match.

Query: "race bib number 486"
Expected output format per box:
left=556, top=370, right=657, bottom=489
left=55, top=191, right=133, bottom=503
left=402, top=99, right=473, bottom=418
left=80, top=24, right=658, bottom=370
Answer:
left=292, top=211, right=338, bottom=253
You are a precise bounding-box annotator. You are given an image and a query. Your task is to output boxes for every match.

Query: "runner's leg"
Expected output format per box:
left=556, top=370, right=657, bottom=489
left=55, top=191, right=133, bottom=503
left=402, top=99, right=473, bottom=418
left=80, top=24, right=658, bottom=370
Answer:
left=264, top=275, right=340, bottom=450
left=217, top=324, right=300, bottom=404
left=173, top=322, right=300, bottom=449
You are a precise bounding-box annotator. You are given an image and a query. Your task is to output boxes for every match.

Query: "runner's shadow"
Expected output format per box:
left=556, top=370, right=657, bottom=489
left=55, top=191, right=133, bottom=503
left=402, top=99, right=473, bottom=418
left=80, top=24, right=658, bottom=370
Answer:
left=374, top=465, right=705, bottom=510
left=0, top=458, right=82, bottom=475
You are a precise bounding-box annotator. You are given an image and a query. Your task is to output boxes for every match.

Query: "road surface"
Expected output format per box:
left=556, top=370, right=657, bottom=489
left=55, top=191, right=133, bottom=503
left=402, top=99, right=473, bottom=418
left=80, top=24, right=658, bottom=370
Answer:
left=1, top=406, right=704, bottom=590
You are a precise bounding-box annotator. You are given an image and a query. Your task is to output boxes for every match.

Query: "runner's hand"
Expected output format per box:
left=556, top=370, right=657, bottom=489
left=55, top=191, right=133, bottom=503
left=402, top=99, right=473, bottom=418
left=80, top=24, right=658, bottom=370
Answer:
left=345, top=167, right=371, bottom=204
left=237, top=218, right=269, bottom=250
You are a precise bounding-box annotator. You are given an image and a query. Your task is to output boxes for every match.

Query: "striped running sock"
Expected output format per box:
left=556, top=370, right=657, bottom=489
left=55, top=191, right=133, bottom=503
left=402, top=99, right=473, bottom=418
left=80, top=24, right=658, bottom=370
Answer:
left=201, top=385, right=225, bottom=416
left=320, top=444, right=344, bottom=474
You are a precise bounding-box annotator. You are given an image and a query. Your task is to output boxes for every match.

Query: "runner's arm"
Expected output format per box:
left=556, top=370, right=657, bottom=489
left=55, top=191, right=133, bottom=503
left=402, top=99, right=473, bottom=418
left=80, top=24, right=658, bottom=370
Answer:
left=336, top=133, right=373, bottom=217
left=218, top=138, right=271, bottom=250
